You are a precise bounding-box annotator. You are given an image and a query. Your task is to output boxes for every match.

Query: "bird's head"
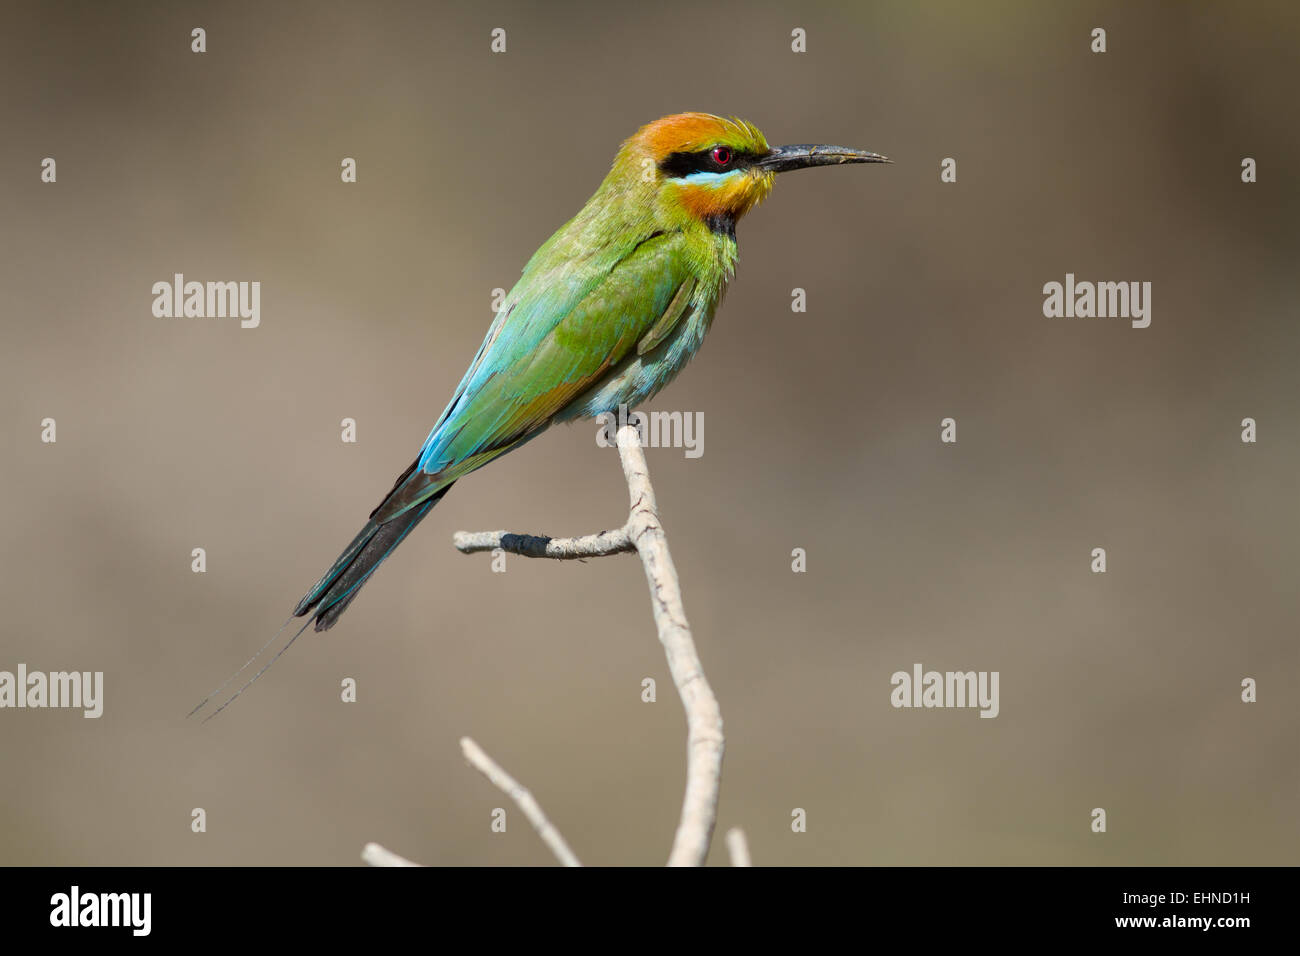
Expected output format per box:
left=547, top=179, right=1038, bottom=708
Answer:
left=616, top=112, right=890, bottom=235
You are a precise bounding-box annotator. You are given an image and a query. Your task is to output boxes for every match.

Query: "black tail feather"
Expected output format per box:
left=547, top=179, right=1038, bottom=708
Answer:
left=294, top=482, right=454, bottom=632
left=190, top=466, right=454, bottom=721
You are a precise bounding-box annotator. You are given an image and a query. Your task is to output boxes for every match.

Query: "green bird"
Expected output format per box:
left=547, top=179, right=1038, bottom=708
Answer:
left=193, top=112, right=887, bottom=718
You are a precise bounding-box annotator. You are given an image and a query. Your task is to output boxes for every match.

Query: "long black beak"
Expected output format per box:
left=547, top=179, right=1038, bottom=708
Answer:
left=756, top=144, right=891, bottom=173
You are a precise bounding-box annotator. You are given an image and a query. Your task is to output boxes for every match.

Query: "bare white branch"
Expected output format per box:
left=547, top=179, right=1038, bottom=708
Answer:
left=460, top=736, right=581, bottom=867
left=361, top=842, right=421, bottom=867
left=453, top=527, right=632, bottom=558
left=725, top=827, right=752, bottom=867
left=613, top=426, right=723, bottom=866
left=368, top=424, right=725, bottom=866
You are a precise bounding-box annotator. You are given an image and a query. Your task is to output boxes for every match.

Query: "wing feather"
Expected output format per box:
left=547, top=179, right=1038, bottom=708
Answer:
left=371, top=231, right=694, bottom=523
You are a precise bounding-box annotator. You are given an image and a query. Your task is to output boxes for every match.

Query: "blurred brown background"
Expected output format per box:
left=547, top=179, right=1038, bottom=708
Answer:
left=1, top=0, right=1297, bottom=865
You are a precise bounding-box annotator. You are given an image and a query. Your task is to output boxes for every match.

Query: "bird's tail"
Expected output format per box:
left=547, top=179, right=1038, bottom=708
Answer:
left=188, top=464, right=454, bottom=721
left=292, top=481, right=452, bottom=632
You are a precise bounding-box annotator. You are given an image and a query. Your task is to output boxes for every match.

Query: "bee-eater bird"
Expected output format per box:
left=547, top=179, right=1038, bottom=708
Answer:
left=192, top=112, right=888, bottom=718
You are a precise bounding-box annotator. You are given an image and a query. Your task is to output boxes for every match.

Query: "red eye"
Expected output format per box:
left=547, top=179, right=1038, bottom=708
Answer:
left=711, top=146, right=733, bottom=166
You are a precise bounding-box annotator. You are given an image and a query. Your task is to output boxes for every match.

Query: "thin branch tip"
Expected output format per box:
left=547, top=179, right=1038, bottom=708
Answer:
left=460, top=736, right=582, bottom=867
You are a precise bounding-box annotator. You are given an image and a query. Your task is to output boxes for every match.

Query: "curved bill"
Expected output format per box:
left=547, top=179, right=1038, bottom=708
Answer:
left=756, top=144, right=891, bottom=173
